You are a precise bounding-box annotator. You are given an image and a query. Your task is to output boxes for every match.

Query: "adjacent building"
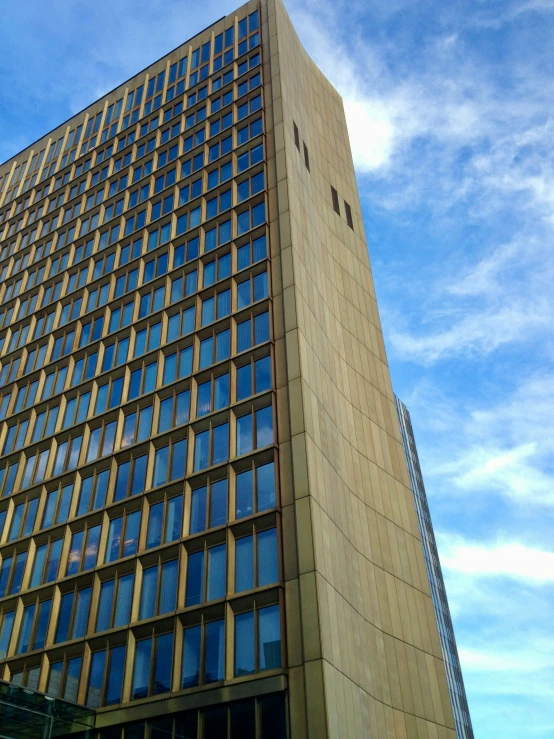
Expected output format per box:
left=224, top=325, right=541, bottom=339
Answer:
left=0, top=0, right=468, bottom=736
left=396, top=398, right=474, bottom=739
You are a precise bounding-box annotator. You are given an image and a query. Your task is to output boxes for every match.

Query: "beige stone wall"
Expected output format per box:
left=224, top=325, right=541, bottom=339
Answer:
left=263, top=0, right=457, bottom=736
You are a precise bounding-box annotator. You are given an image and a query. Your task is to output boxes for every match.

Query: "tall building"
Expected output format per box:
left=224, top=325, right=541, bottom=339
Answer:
left=0, top=1, right=462, bottom=737
left=395, top=398, right=473, bottom=739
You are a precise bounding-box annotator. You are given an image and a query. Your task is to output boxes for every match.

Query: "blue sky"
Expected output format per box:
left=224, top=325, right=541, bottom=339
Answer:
left=2, top=0, right=553, bottom=736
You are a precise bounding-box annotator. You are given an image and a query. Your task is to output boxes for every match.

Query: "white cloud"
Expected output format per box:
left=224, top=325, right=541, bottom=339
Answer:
left=438, top=535, right=554, bottom=584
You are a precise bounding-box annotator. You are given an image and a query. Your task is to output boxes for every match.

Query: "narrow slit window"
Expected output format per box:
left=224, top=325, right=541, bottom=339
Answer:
left=331, top=186, right=340, bottom=215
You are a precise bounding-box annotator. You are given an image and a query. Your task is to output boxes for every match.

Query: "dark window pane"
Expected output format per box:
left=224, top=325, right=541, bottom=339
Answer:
left=210, top=479, right=227, bottom=528
left=236, top=469, right=253, bottom=519
left=259, top=693, right=287, bottom=739
left=106, top=645, right=126, bottom=705
left=203, top=705, right=227, bottom=737
left=230, top=699, right=256, bottom=739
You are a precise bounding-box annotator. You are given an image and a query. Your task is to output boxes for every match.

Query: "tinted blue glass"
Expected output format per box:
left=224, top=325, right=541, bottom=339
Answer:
left=235, top=612, right=255, bottom=676
left=87, top=650, right=106, bottom=707
left=160, top=560, right=178, bottom=614
left=235, top=536, right=254, bottom=593
left=147, top=501, right=164, bottom=548
left=256, top=406, right=273, bottom=448
left=132, top=638, right=152, bottom=699
left=258, top=529, right=278, bottom=586
left=236, top=364, right=252, bottom=400
left=236, top=469, right=253, bottom=519
left=205, top=619, right=225, bottom=682
left=210, top=479, right=227, bottom=528
left=182, top=625, right=201, bottom=688
left=56, top=592, right=74, bottom=642
left=194, top=430, right=209, bottom=471
left=106, top=645, right=126, bottom=705
left=259, top=605, right=281, bottom=670
left=255, top=356, right=271, bottom=393
left=140, top=565, right=158, bottom=620
left=73, top=587, right=92, bottom=637
left=257, top=462, right=276, bottom=511
left=96, top=579, right=115, bottom=631
left=212, top=422, right=228, bottom=465
left=190, top=486, right=207, bottom=534
left=153, top=633, right=174, bottom=695
left=207, top=544, right=226, bottom=600
left=186, top=551, right=204, bottom=606
left=115, top=573, right=134, bottom=627
left=237, top=414, right=253, bottom=456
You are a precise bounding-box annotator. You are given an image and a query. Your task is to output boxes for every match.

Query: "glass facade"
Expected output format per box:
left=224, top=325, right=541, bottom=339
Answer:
left=395, top=397, right=474, bottom=739
left=0, top=6, right=285, bottom=734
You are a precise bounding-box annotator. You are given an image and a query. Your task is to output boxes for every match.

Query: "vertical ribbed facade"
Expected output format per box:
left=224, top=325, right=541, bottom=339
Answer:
left=0, top=1, right=464, bottom=737
left=395, top=398, right=473, bottom=739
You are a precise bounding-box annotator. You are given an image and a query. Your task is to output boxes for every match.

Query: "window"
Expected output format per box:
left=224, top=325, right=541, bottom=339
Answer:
left=237, top=201, right=265, bottom=236
left=202, top=252, right=231, bottom=287
left=47, top=655, right=82, bottom=703
left=127, top=359, right=158, bottom=400
left=158, top=388, right=190, bottom=432
left=236, top=461, right=276, bottom=519
left=7, top=496, right=39, bottom=540
left=70, top=351, right=97, bottom=387
left=185, top=542, right=226, bottom=606
left=132, top=631, right=174, bottom=699
left=122, top=403, right=153, bottom=446
left=196, top=372, right=229, bottom=417
left=167, top=304, right=196, bottom=341
left=86, top=643, right=127, bottom=707
left=152, top=437, right=187, bottom=486
left=29, top=538, right=62, bottom=587
left=86, top=419, right=117, bottom=462
left=345, top=200, right=354, bottom=230
left=146, top=495, right=183, bottom=548
left=199, top=327, right=230, bottom=369
left=133, top=319, right=162, bottom=357
left=163, top=344, right=193, bottom=384
left=237, top=171, right=264, bottom=202
left=17, top=597, right=52, bottom=653
left=237, top=117, right=262, bottom=146
left=234, top=604, right=281, bottom=676
left=66, top=523, right=101, bottom=575
left=182, top=618, right=224, bottom=687
left=190, top=477, right=227, bottom=534
left=114, top=453, right=147, bottom=501
left=106, top=508, right=141, bottom=562
left=293, top=121, right=300, bottom=150
left=236, top=355, right=271, bottom=401
left=237, top=94, right=262, bottom=121
left=169, top=268, right=197, bottom=303
left=61, top=391, right=90, bottom=429
left=201, top=287, right=231, bottom=325
left=52, top=433, right=83, bottom=475
left=77, top=469, right=109, bottom=515
left=236, top=310, right=270, bottom=353
left=236, top=405, right=273, bottom=456
left=42, top=482, right=74, bottom=528
left=204, top=218, right=231, bottom=252
left=96, top=571, right=134, bottom=632
left=0, top=609, right=15, bottom=659
left=303, top=142, right=310, bottom=171
left=237, top=142, right=263, bottom=173
left=235, top=526, right=279, bottom=593
left=331, top=186, right=340, bottom=214
left=139, top=558, right=178, bottom=619
left=236, top=268, right=268, bottom=309
left=55, top=585, right=92, bottom=643
left=193, top=420, right=229, bottom=471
